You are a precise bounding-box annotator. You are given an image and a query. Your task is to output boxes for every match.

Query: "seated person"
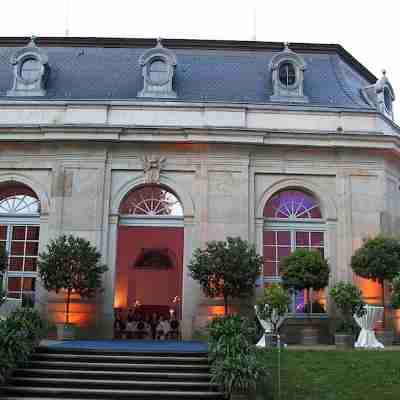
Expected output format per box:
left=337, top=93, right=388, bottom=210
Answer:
left=114, top=309, right=125, bottom=338
left=156, top=315, right=171, bottom=340
left=125, top=309, right=137, bottom=338
left=149, top=312, right=159, bottom=340
left=135, top=312, right=149, bottom=339
left=168, top=318, right=180, bottom=340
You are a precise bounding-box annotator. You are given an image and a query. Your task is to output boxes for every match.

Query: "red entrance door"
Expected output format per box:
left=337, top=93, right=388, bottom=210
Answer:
left=115, top=226, right=183, bottom=315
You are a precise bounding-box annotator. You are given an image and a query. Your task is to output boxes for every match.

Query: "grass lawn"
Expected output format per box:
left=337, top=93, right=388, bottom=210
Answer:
left=256, top=349, right=400, bottom=400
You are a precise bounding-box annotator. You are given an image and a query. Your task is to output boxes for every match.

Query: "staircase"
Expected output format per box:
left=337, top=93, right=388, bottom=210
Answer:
left=1, top=345, right=225, bottom=400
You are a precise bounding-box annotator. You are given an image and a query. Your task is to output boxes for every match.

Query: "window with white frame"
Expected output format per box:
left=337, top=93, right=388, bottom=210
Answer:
left=0, top=183, right=40, bottom=302
left=263, top=189, right=326, bottom=314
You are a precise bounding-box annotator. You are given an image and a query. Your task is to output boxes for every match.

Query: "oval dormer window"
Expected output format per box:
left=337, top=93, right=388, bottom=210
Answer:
left=148, top=59, right=168, bottom=85
left=278, top=62, right=296, bottom=87
left=384, top=86, right=392, bottom=113
left=20, top=58, right=41, bottom=83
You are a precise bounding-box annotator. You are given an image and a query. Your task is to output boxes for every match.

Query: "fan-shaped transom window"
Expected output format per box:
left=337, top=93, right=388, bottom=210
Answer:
left=0, top=195, right=40, bottom=215
left=119, top=185, right=183, bottom=217
left=279, top=62, right=296, bottom=87
left=264, top=189, right=322, bottom=219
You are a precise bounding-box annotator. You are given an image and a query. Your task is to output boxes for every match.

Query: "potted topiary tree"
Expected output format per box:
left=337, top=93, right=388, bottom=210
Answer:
left=329, top=281, right=365, bottom=348
left=38, top=235, right=108, bottom=340
left=188, top=237, right=263, bottom=315
left=255, top=283, right=290, bottom=345
left=392, top=274, right=400, bottom=309
left=351, top=235, right=400, bottom=345
left=280, top=248, right=330, bottom=345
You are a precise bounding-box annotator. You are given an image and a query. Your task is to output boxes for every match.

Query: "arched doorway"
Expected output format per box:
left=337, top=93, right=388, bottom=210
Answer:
left=0, top=182, right=40, bottom=303
left=263, top=188, right=327, bottom=314
left=115, top=184, right=184, bottom=319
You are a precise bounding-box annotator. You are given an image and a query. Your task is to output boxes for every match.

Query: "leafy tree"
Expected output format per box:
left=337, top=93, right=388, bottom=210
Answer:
left=280, top=248, right=330, bottom=318
left=256, top=284, right=290, bottom=334
left=329, top=281, right=365, bottom=333
left=351, top=235, right=400, bottom=328
left=188, top=237, right=263, bottom=315
left=38, top=235, right=108, bottom=324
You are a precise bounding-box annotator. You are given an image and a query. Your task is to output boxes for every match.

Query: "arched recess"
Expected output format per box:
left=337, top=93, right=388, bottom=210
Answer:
left=113, top=182, right=185, bottom=324
left=258, top=179, right=336, bottom=315
left=0, top=180, right=42, bottom=302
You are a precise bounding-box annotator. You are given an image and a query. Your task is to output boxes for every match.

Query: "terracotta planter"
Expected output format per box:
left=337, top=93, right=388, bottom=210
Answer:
left=301, top=326, right=318, bottom=345
left=56, top=323, right=76, bottom=340
left=334, top=333, right=353, bottom=349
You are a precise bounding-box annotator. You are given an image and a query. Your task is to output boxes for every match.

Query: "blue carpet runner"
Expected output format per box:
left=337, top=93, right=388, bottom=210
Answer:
left=49, top=339, right=208, bottom=352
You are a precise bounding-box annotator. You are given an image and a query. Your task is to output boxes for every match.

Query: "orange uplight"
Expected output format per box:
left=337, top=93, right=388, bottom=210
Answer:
left=208, top=306, right=225, bottom=316
left=394, top=310, right=400, bottom=334
left=355, top=275, right=381, bottom=304
left=113, top=289, right=126, bottom=309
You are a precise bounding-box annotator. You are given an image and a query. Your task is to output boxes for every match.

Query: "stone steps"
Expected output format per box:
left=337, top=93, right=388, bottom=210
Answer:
left=2, top=345, right=224, bottom=400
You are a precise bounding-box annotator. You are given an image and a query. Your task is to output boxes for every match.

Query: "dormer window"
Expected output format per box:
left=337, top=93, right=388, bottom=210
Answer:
left=361, top=70, right=395, bottom=121
left=7, top=37, right=48, bottom=97
left=270, top=43, right=308, bottom=103
left=138, top=38, right=177, bottom=99
left=278, top=62, right=296, bottom=87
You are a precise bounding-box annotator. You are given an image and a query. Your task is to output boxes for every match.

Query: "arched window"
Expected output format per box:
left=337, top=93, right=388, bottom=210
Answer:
left=0, top=182, right=40, bottom=302
left=119, top=185, right=183, bottom=217
left=263, top=189, right=326, bottom=314
left=278, top=62, right=296, bottom=88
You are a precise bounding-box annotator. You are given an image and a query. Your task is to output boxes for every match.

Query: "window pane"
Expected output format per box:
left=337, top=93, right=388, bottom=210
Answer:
left=8, top=277, right=21, bottom=291
left=296, top=231, right=309, bottom=246
left=27, top=226, right=40, bottom=241
left=11, top=241, right=24, bottom=255
left=9, top=257, right=23, bottom=271
left=277, top=246, right=291, bottom=259
left=277, top=231, right=290, bottom=245
left=12, top=226, right=26, bottom=240
left=264, top=261, right=276, bottom=276
left=264, top=246, right=276, bottom=260
left=25, top=242, right=39, bottom=256
left=264, top=231, right=276, bottom=245
left=311, top=232, right=324, bottom=247
left=24, top=257, right=37, bottom=272
left=0, top=225, right=7, bottom=240
left=22, top=277, right=36, bottom=291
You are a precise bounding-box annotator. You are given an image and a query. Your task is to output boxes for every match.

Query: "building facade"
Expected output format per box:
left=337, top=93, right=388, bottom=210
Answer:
left=0, top=37, right=399, bottom=340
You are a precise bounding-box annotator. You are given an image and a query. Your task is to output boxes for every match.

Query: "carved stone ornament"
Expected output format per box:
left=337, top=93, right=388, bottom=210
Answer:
left=141, top=155, right=166, bottom=184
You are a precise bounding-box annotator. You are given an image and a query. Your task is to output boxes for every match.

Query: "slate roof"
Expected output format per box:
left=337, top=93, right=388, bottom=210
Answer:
left=0, top=37, right=377, bottom=110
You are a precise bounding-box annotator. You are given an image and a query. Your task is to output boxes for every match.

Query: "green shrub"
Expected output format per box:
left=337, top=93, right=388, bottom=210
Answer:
left=0, top=308, right=45, bottom=383
left=329, top=281, right=365, bottom=334
left=207, top=315, right=268, bottom=395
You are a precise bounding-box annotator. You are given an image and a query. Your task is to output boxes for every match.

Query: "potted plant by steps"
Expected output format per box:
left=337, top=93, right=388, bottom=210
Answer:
left=188, top=237, right=263, bottom=315
left=329, top=281, right=366, bottom=349
left=255, top=283, right=290, bottom=346
left=351, top=235, right=400, bottom=346
left=208, top=315, right=267, bottom=400
left=280, top=248, right=330, bottom=345
left=38, top=235, right=108, bottom=340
